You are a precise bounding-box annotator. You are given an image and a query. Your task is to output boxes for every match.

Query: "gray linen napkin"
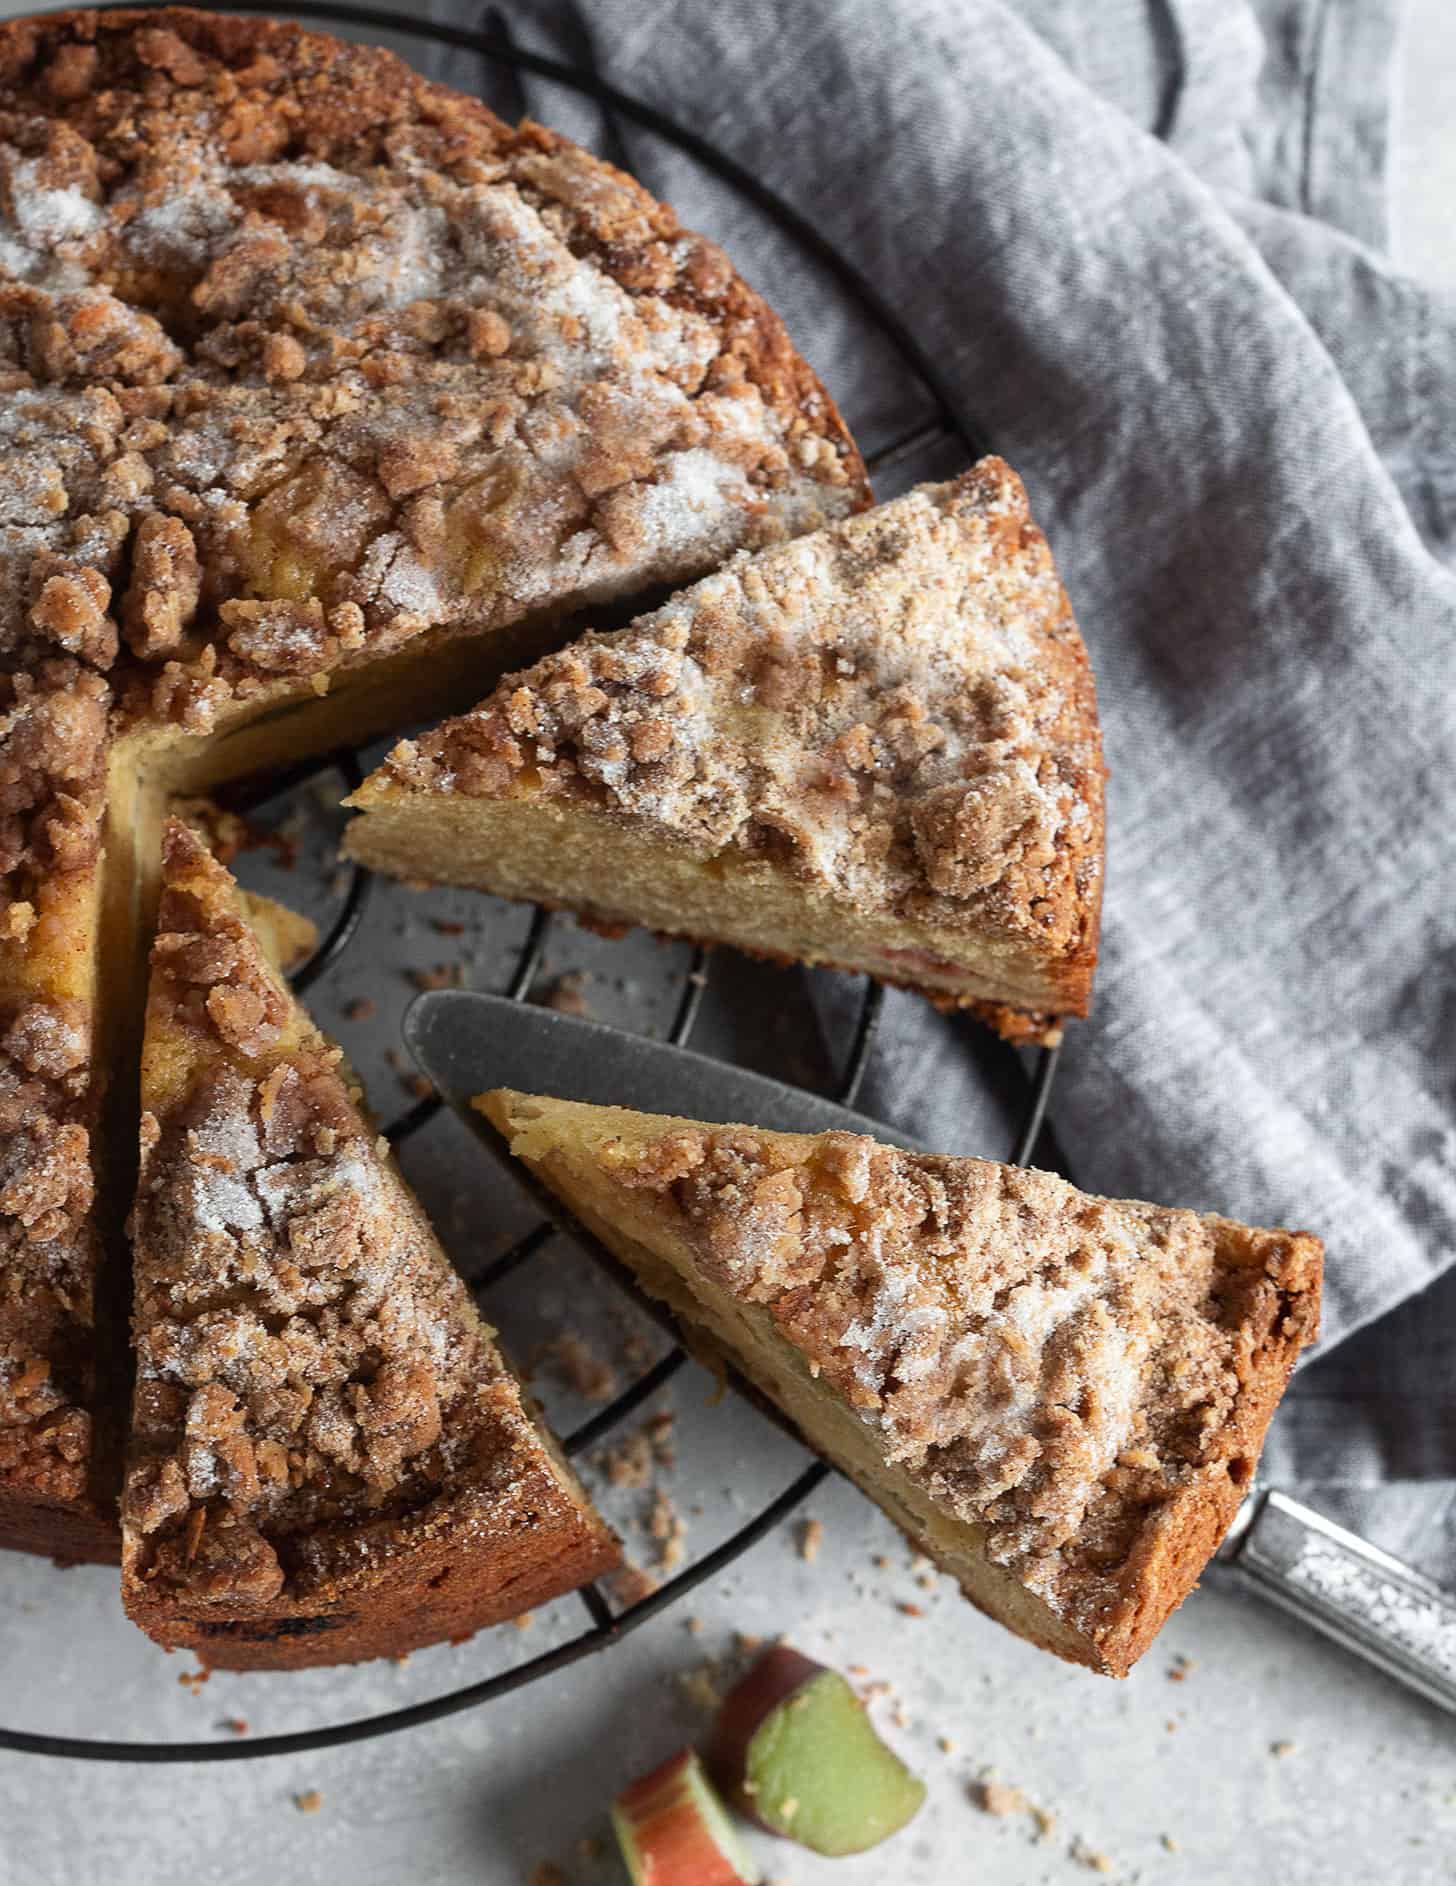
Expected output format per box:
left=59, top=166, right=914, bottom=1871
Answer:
left=403, top=0, right=1455, bottom=1569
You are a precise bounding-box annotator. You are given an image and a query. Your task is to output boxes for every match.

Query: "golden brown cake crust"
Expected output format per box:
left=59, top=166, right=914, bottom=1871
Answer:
left=356, top=463, right=1105, bottom=1039
left=0, top=6, right=867, bottom=734
left=122, top=824, right=617, bottom=1667
left=488, top=1095, right=1321, bottom=1675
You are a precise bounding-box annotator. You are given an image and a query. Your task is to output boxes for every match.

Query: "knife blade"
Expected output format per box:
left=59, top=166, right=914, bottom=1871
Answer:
left=404, top=986, right=922, bottom=1147
left=406, top=988, right=1456, bottom=1716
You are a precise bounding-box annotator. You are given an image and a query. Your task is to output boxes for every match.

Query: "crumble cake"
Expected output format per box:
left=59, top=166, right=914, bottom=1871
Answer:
left=123, top=824, right=618, bottom=1668
left=0, top=3, right=866, bottom=1563
left=482, top=1092, right=1321, bottom=1676
left=345, top=463, right=1105, bottom=1041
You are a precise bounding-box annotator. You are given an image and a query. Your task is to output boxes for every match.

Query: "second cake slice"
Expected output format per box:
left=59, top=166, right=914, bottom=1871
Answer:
left=344, top=461, right=1105, bottom=1044
left=121, top=823, right=618, bottom=1669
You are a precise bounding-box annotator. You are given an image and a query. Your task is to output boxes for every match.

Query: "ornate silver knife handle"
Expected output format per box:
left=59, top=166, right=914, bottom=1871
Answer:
left=1216, top=1487, right=1456, bottom=1716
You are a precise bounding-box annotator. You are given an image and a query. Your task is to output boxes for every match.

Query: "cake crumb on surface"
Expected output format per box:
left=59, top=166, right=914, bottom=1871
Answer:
left=605, top=1564, right=659, bottom=1607
left=971, top=1779, right=1028, bottom=1817
left=797, top=1517, right=824, bottom=1562
left=594, top=1427, right=653, bottom=1488
left=647, top=1489, right=686, bottom=1570
left=408, top=964, right=459, bottom=992
left=1270, top=1739, right=1297, bottom=1758
left=1161, top=1833, right=1180, bottom=1852
left=534, top=972, right=592, bottom=1017
left=645, top=1409, right=677, bottom=1465
left=293, top=1790, right=323, bottom=1814
left=676, top=1662, right=725, bottom=1712
left=1069, top=1836, right=1113, bottom=1873
left=540, top=1335, right=618, bottom=1404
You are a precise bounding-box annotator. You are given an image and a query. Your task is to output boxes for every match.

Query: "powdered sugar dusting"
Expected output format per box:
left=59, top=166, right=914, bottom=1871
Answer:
left=184, top=1106, right=264, bottom=1235
left=8, top=164, right=102, bottom=248
left=633, top=447, right=753, bottom=558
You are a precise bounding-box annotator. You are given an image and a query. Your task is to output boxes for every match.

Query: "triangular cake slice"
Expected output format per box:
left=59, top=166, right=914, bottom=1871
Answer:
left=121, top=824, right=617, bottom=1668
left=345, top=461, right=1105, bottom=1044
left=481, top=1092, right=1321, bottom=1676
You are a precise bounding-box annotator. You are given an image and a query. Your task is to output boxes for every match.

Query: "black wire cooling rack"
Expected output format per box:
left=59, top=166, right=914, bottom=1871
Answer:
left=0, top=0, right=1063, bottom=1762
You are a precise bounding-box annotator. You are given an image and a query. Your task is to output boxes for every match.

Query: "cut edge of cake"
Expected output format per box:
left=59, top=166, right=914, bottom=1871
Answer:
left=344, top=461, right=1106, bottom=1045
left=0, top=671, right=121, bottom=1563
left=119, top=823, right=618, bottom=1668
left=479, top=1090, right=1322, bottom=1677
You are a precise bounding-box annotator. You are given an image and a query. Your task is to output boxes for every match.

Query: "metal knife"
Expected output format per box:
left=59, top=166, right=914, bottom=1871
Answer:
left=406, top=988, right=1456, bottom=1717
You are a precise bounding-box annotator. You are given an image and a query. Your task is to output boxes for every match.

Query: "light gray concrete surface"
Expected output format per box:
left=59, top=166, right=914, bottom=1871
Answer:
left=2, top=9, right=1454, bottom=1885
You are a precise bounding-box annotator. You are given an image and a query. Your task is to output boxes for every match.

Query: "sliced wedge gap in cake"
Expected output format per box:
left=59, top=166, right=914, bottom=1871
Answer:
left=480, top=1091, right=1322, bottom=1677
left=345, top=460, right=1106, bottom=1045
left=120, top=823, right=617, bottom=1669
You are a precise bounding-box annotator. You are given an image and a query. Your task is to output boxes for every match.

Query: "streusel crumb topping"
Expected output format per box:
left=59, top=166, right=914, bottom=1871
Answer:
left=0, top=988, right=101, bottom=1502
left=594, top=1125, right=1319, bottom=1636
left=124, top=825, right=516, bottom=1601
left=0, top=651, right=106, bottom=1504
left=380, top=464, right=1105, bottom=949
left=1, top=8, right=865, bottom=735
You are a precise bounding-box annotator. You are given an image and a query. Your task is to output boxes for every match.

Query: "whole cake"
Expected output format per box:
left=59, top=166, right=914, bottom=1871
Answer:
left=125, top=824, right=618, bottom=1668
left=0, top=4, right=867, bottom=1563
left=345, top=463, right=1106, bottom=1041
left=482, top=1092, right=1322, bottom=1676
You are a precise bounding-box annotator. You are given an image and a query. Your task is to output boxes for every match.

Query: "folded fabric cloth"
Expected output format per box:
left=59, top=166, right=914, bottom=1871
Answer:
left=411, top=0, right=1454, bottom=1570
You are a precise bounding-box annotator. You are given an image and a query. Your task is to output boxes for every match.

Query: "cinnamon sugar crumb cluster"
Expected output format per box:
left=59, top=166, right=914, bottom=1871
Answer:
left=382, top=466, right=1104, bottom=952
left=0, top=659, right=107, bottom=924
left=592, top=1124, right=1321, bottom=1638
left=0, top=6, right=864, bottom=734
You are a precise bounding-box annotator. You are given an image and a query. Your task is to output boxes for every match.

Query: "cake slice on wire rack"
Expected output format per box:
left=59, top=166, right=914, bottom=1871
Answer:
left=121, top=822, right=618, bottom=1670
left=345, top=461, right=1105, bottom=1045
